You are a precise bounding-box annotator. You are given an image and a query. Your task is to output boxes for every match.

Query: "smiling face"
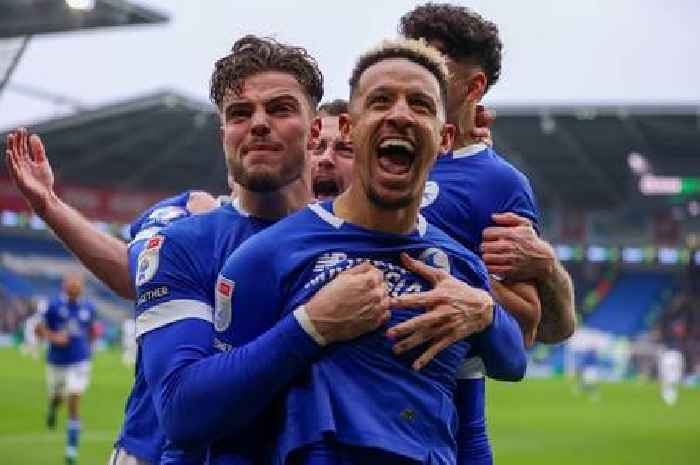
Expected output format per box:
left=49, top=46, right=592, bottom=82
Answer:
left=220, top=71, right=314, bottom=193
left=309, top=115, right=354, bottom=200
left=345, top=58, right=450, bottom=210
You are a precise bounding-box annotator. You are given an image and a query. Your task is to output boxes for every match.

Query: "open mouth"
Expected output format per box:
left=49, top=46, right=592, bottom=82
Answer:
left=376, top=138, right=416, bottom=176
left=313, top=177, right=340, bottom=199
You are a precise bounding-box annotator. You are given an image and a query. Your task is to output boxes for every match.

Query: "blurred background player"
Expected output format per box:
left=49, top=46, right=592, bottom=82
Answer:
left=20, top=297, right=46, bottom=360
left=36, top=272, right=97, bottom=465
left=658, top=347, right=684, bottom=406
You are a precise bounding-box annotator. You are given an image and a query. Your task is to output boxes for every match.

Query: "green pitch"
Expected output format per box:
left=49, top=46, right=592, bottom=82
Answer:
left=0, top=348, right=698, bottom=465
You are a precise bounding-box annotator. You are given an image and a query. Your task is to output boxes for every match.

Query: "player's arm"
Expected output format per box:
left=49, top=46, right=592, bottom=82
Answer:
left=5, top=129, right=133, bottom=298
left=489, top=278, right=540, bottom=347
left=141, top=238, right=389, bottom=446
left=482, top=213, right=576, bottom=343
left=454, top=378, right=492, bottom=465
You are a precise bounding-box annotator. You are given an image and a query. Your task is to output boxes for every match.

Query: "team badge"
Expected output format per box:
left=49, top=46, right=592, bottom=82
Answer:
left=419, top=247, right=450, bottom=273
left=149, top=206, right=187, bottom=224
left=135, top=235, right=164, bottom=287
left=420, top=181, right=439, bottom=207
left=214, top=276, right=234, bottom=332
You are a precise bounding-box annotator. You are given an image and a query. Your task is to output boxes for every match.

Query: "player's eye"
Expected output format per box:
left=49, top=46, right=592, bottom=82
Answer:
left=226, top=107, right=251, bottom=122
left=334, top=142, right=354, bottom=158
left=409, top=96, right=435, bottom=115
left=368, top=94, right=391, bottom=109
left=269, top=102, right=296, bottom=116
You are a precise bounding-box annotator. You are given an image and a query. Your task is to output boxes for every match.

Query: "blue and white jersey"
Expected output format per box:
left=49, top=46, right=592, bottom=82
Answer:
left=422, top=144, right=541, bottom=464
left=117, top=191, right=194, bottom=463
left=133, top=201, right=274, bottom=337
left=217, top=201, right=520, bottom=465
left=44, top=296, right=95, bottom=366
left=421, top=143, right=541, bottom=254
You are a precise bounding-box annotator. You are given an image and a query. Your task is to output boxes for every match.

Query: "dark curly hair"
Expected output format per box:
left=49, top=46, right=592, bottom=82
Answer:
left=399, top=3, right=502, bottom=93
left=318, top=99, right=348, bottom=117
left=210, top=35, right=324, bottom=110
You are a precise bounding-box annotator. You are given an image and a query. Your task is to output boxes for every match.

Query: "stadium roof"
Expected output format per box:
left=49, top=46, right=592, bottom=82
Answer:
left=0, top=0, right=168, bottom=38
left=1, top=94, right=699, bottom=209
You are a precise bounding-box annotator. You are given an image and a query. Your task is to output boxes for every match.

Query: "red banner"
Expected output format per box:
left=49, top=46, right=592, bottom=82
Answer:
left=0, top=177, right=172, bottom=223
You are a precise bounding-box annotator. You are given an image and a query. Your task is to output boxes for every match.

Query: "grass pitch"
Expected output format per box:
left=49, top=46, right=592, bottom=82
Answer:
left=0, top=347, right=698, bottom=465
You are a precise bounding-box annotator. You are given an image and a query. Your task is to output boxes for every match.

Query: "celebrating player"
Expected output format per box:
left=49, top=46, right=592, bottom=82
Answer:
left=37, top=273, right=97, bottom=465
left=215, top=38, right=526, bottom=465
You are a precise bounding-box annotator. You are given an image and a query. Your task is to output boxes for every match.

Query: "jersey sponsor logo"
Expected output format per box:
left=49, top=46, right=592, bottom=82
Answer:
left=313, top=252, right=348, bottom=272
left=136, top=235, right=164, bottom=287
left=307, top=254, right=424, bottom=297
left=419, top=247, right=450, bottom=273
left=420, top=181, right=439, bottom=207
left=214, top=276, right=234, bottom=332
left=148, top=206, right=188, bottom=224
left=136, top=286, right=169, bottom=306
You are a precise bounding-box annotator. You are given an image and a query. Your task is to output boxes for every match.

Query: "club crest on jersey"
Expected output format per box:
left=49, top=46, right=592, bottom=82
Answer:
left=419, top=247, right=450, bottom=273
left=78, top=308, right=91, bottom=322
left=135, top=235, right=164, bottom=287
left=420, top=181, right=439, bottom=207
left=214, top=276, right=234, bottom=332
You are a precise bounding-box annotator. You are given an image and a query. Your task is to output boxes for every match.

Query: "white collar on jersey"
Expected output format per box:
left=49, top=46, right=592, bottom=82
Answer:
left=452, top=142, right=488, bottom=159
left=308, top=202, right=427, bottom=237
left=231, top=196, right=250, bottom=217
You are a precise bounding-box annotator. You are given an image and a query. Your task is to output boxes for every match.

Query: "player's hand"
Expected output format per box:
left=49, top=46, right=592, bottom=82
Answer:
left=481, top=212, right=555, bottom=281
left=5, top=128, right=55, bottom=214
left=471, top=104, right=495, bottom=147
left=305, top=261, right=390, bottom=344
left=386, top=253, right=494, bottom=371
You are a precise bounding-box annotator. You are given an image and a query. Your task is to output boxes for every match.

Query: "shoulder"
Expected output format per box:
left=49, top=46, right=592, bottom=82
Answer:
left=476, top=148, right=533, bottom=190
left=129, top=191, right=192, bottom=239
left=423, top=223, right=489, bottom=286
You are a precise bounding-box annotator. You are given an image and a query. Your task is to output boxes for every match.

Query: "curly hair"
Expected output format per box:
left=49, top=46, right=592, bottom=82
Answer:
left=210, top=35, right=324, bottom=110
left=318, top=99, right=348, bottom=117
left=349, top=38, right=449, bottom=112
left=399, top=3, right=502, bottom=93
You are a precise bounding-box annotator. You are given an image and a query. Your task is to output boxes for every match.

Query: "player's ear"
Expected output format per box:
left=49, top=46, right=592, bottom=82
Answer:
left=307, top=116, right=322, bottom=150
left=466, top=71, right=487, bottom=103
left=339, top=113, right=353, bottom=140
left=439, top=123, right=456, bottom=155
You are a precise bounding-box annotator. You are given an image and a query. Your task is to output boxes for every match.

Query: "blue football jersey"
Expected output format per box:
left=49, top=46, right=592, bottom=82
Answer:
left=44, top=296, right=95, bottom=366
left=217, top=202, right=521, bottom=465
left=421, top=143, right=541, bottom=253
left=116, top=191, right=194, bottom=463
left=421, top=143, right=542, bottom=465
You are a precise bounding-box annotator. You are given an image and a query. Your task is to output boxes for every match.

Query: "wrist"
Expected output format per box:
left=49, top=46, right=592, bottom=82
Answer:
left=33, top=189, right=60, bottom=218
left=293, top=305, right=328, bottom=346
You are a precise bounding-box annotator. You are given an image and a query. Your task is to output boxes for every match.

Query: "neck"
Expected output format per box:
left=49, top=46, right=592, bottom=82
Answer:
left=453, top=103, right=478, bottom=151
left=333, top=185, right=420, bottom=235
left=237, top=178, right=312, bottom=220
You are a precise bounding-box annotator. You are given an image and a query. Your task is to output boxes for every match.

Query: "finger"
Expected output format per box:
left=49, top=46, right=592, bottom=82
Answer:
left=399, top=252, right=447, bottom=286
left=413, top=336, right=455, bottom=371
left=481, top=226, right=512, bottom=242
left=491, top=212, right=531, bottom=227
left=482, top=254, right=512, bottom=266
left=392, top=330, right=431, bottom=354
left=345, top=261, right=372, bottom=274
left=19, top=128, right=29, bottom=159
left=480, top=240, right=511, bottom=255
left=29, top=134, right=46, bottom=163
left=474, top=104, right=495, bottom=129
left=485, top=265, right=512, bottom=275
left=386, top=309, right=448, bottom=340
left=389, top=290, right=442, bottom=310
